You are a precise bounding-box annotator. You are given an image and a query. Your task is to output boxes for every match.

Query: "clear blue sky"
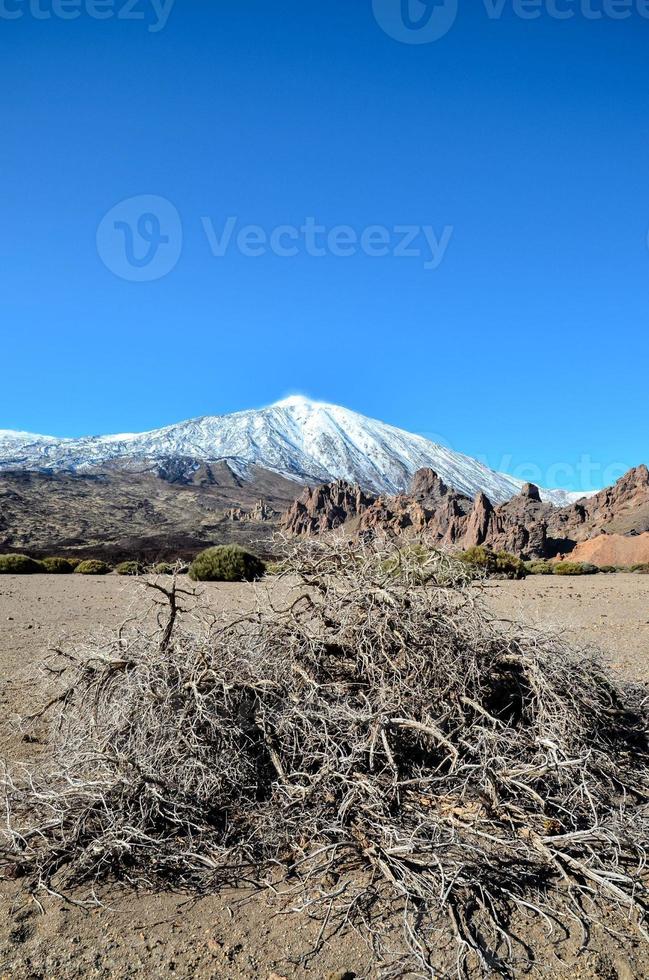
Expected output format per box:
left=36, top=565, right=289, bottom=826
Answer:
left=1, top=0, right=648, bottom=490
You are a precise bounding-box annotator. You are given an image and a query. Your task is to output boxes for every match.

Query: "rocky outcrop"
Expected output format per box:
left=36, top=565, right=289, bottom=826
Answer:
left=250, top=499, right=277, bottom=521
left=519, top=482, right=542, bottom=502
left=486, top=483, right=550, bottom=556
left=359, top=478, right=552, bottom=558
left=357, top=469, right=474, bottom=545
left=546, top=465, right=649, bottom=546
left=460, top=485, right=549, bottom=557
left=281, top=465, right=649, bottom=561
left=359, top=496, right=429, bottom=534
left=464, top=493, right=494, bottom=548
left=282, top=481, right=376, bottom=536
left=282, top=470, right=548, bottom=557
left=559, top=533, right=649, bottom=568
left=410, top=468, right=460, bottom=505
left=226, top=499, right=278, bottom=523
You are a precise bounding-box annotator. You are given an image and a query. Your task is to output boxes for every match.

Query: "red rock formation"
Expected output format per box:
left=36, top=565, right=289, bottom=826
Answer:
left=281, top=465, right=649, bottom=561
left=226, top=499, right=278, bottom=523
left=357, top=469, right=473, bottom=545
left=464, top=493, right=493, bottom=548
left=250, top=499, right=277, bottom=522
left=282, top=481, right=375, bottom=535
left=560, top=533, right=649, bottom=568
left=546, top=465, right=649, bottom=545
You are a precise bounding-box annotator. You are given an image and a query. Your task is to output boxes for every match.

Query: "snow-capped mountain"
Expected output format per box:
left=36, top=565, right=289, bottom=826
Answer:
left=0, top=396, right=584, bottom=506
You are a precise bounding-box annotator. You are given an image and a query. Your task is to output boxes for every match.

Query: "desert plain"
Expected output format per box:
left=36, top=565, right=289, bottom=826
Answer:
left=0, top=571, right=648, bottom=979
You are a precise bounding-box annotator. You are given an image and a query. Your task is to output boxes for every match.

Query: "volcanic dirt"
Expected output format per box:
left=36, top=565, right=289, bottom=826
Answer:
left=0, top=573, right=648, bottom=979
left=483, top=572, right=649, bottom=682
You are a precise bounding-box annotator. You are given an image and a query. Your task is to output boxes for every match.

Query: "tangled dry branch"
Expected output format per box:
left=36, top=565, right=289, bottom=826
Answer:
left=2, top=535, right=649, bottom=977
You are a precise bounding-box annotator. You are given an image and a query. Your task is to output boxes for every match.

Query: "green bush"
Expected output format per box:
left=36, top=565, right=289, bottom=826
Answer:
left=41, top=557, right=77, bottom=574
left=580, top=563, right=600, bottom=575
left=554, top=562, right=581, bottom=576
left=599, top=566, right=618, bottom=574
left=189, top=545, right=266, bottom=583
left=74, top=560, right=111, bottom=576
left=458, top=546, right=526, bottom=580
left=152, top=562, right=174, bottom=575
left=0, top=554, right=43, bottom=574
left=524, top=560, right=554, bottom=575
left=458, top=546, right=491, bottom=570
left=264, top=561, right=287, bottom=576
left=115, top=561, right=144, bottom=577
left=630, top=563, right=649, bottom=574
left=554, top=561, right=599, bottom=576
left=495, top=551, right=527, bottom=579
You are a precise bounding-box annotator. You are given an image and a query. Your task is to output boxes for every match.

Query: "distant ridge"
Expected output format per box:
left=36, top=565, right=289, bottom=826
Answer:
left=281, top=465, right=649, bottom=563
left=0, top=396, right=585, bottom=506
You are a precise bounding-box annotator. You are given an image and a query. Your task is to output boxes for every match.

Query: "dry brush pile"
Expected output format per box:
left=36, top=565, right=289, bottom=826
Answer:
left=2, top=536, right=649, bottom=977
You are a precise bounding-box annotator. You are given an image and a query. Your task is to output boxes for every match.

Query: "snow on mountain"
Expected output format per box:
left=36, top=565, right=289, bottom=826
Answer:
left=0, top=396, right=584, bottom=506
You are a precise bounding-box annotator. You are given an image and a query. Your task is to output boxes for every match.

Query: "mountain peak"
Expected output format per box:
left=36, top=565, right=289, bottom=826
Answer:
left=272, top=394, right=324, bottom=410
left=0, top=399, right=586, bottom=507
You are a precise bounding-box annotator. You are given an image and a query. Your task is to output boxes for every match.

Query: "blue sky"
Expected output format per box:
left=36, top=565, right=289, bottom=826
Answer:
left=1, top=0, right=648, bottom=491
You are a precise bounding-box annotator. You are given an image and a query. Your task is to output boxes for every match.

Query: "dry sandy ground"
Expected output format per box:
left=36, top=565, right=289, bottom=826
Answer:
left=483, top=573, right=649, bottom=684
left=1, top=573, right=648, bottom=979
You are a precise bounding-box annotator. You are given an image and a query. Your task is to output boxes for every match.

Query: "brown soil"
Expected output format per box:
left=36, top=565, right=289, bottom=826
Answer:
left=1, top=573, right=648, bottom=978
left=559, top=533, right=649, bottom=569
left=482, top=573, right=649, bottom=683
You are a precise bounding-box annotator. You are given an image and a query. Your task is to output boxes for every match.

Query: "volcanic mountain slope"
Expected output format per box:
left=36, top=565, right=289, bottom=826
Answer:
left=0, top=397, right=580, bottom=505
left=282, top=465, right=649, bottom=562
left=0, top=465, right=299, bottom=562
